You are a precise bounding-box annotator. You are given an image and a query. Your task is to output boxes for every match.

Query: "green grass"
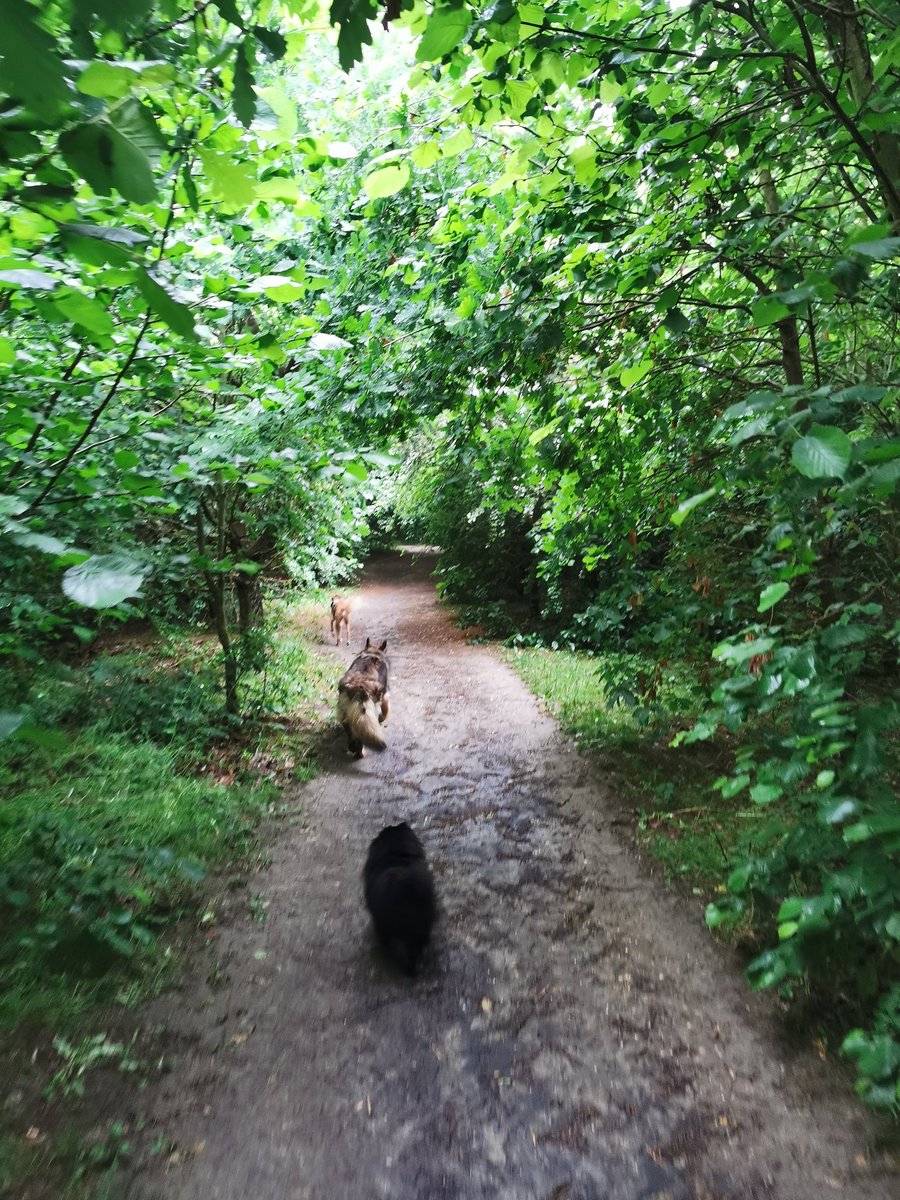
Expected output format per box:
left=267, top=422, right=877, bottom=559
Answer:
left=0, top=733, right=272, bottom=1030
left=0, top=594, right=337, bottom=1199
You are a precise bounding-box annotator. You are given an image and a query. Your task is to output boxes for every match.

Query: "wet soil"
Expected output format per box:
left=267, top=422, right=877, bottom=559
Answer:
left=121, top=550, right=894, bottom=1200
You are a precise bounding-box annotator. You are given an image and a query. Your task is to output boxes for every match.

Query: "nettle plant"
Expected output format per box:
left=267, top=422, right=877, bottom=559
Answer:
left=688, top=382, right=899, bottom=1109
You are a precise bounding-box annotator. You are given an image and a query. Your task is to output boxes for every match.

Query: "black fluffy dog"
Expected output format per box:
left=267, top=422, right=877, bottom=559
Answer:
left=363, top=823, right=436, bottom=976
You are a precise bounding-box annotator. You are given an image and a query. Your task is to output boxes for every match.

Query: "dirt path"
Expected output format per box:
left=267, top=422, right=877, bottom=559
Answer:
left=126, top=550, right=893, bottom=1200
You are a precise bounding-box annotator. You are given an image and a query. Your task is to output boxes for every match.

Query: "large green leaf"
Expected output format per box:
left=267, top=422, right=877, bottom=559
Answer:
left=0, top=269, right=58, bottom=290
left=198, top=149, right=257, bottom=208
left=76, top=60, right=174, bottom=100
left=792, top=425, right=852, bottom=480
left=233, top=40, right=257, bottom=128
left=757, top=582, right=789, bottom=613
left=0, top=0, right=69, bottom=118
left=415, top=6, right=473, bottom=62
left=62, top=554, right=148, bottom=609
left=136, top=269, right=197, bottom=340
left=53, top=291, right=114, bottom=337
left=330, top=0, right=378, bottom=71
left=59, top=103, right=162, bottom=205
left=363, top=163, right=410, bottom=200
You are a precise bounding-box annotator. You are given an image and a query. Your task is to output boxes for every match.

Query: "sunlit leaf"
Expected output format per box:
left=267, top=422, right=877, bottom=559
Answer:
left=62, top=554, right=148, bottom=609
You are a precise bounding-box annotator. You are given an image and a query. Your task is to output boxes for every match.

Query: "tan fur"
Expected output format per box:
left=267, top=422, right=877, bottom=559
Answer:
left=337, top=639, right=390, bottom=758
left=330, top=594, right=352, bottom=646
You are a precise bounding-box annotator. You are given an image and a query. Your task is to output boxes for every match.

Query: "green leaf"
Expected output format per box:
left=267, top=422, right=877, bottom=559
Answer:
left=62, top=554, right=147, bottom=609
left=213, top=0, right=244, bottom=26
left=757, top=582, right=789, bottom=613
left=412, top=141, right=441, bottom=169
left=442, top=128, right=474, bottom=158
left=0, top=0, right=69, bottom=118
left=750, top=783, right=782, bottom=805
left=712, top=636, right=775, bottom=663
left=255, top=177, right=301, bottom=203
left=363, top=163, right=410, bottom=200
left=136, top=269, right=197, bottom=340
left=53, top=291, right=114, bottom=337
left=529, top=418, right=562, bottom=446
left=705, top=896, right=744, bottom=927
left=198, top=149, right=257, bottom=208
left=253, top=25, right=287, bottom=60
left=76, top=59, right=174, bottom=100
left=719, top=773, right=751, bottom=799
left=8, top=529, right=69, bottom=555
left=415, top=6, right=473, bottom=62
left=330, top=0, right=378, bottom=72
left=818, top=796, right=859, bottom=825
left=751, top=296, right=790, bottom=327
left=662, top=307, right=690, bottom=333
left=0, top=269, right=58, bottom=290
left=849, top=236, right=900, bottom=260
left=619, top=359, right=652, bottom=388
left=233, top=40, right=257, bottom=128
left=792, top=425, right=852, bottom=480
left=61, top=223, right=149, bottom=248
left=670, top=487, right=717, bottom=527
left=59, top=105, right=162, bottom=206
left=246, top=274, right=305, bottom=302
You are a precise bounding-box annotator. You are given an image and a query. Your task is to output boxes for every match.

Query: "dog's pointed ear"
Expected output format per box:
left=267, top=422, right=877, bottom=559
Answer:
left=379, top=640, right=387, bottom=652
left=365, top=637, right=372, bottom=649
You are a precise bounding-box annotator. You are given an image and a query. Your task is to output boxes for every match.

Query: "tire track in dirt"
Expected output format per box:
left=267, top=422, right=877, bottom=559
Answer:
left=124, top=549, right=894, bottom=1200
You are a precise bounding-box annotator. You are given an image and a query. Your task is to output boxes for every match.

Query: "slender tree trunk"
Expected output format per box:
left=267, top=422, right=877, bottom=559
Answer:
left=759, top=168, right=805, bottom=387
left=815, top=0, right=900, bottom=227
left=235, top=575, right=264, bottom=635
left=197, top=488, right=239, bottom=716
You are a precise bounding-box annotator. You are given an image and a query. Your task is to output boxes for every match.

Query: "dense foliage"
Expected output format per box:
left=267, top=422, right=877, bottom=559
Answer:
left=0, top=0, right=897, bottom=1109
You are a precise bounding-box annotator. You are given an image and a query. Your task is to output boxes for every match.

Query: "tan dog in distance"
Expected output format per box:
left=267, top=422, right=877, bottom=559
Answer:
left=330, top=594, right=352, bottom=646
left=337, top=638, right=390, bottom=758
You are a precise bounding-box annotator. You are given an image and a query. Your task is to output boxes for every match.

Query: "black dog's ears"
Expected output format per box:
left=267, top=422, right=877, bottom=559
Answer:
left=379, top=639, right=387, bottom=652
left=365, top=637, right=371, bottom=649
left=363, top=637, right=388, bottom=652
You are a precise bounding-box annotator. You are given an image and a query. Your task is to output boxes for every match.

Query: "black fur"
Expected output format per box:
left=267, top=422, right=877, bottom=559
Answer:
left=363, top=823, right=436, bottom=976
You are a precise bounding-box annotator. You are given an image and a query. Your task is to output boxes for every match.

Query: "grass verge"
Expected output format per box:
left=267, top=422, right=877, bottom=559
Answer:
left=0, top=593, right=335, bottom=1199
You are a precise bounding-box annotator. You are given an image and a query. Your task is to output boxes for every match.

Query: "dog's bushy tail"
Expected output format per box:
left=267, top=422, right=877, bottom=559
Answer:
left=339, top=691, right=387, bottom=750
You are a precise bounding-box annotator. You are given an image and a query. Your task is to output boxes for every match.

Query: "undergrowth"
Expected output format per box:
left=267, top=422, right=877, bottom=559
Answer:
left=0, top=593, right=335, bottom=1198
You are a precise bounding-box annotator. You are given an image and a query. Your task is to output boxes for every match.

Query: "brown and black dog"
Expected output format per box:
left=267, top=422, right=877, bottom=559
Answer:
left=337, top=638, right=390, bottom=758
left=330, top=594, right=352, bottom=646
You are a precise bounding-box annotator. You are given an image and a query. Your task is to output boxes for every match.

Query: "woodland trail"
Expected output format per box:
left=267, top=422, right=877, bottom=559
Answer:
left=124, top=550, right=893, bottom=1200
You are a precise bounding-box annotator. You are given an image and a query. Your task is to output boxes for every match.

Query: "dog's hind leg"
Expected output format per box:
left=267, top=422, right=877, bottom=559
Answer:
left=379, top=693, right=390, bottom=725
left=344, top=616, right=351, bottom=646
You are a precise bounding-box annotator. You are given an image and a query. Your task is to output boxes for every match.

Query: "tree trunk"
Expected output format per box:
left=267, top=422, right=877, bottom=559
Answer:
left=816, top=0, right=900, bottom=227
left=759, top=169, right=805, bottom=387
left=197, top=492, right=240, bottom=717
left=235, top=574, right=264, bottom=635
